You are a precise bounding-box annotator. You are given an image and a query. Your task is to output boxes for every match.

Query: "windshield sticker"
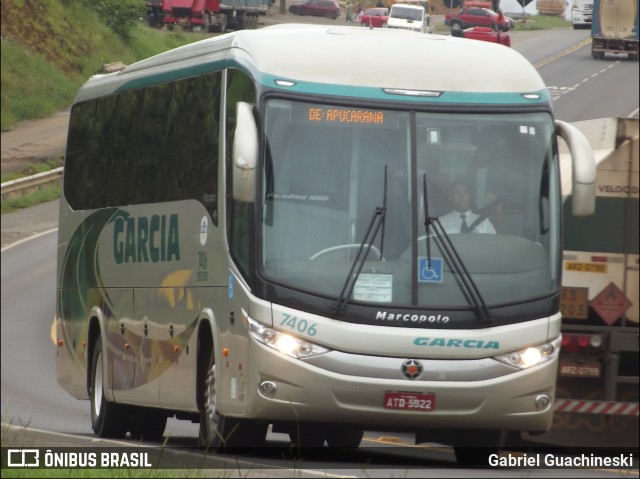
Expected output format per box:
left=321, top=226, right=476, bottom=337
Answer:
left=418, top=257, right=443, bottom=283
left=353, top=274, right=393, bottom=302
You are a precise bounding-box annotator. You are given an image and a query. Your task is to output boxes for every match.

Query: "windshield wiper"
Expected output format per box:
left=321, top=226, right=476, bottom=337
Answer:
left=332, top=166, right=388, bottom=317
left=422, top=174, right=493, bottom=325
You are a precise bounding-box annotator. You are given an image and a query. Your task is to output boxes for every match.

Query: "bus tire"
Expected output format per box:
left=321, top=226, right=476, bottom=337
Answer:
left=90, top=338, right=129, bottom=438
left=326, top=427, right=364, bottom=448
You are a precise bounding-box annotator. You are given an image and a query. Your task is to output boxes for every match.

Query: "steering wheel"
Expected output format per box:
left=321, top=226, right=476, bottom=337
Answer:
left=310, top=244, right=383, bottom=261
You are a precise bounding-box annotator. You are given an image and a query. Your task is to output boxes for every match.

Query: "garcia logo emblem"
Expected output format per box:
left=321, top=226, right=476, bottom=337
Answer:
left=200, top=216, right=208, bottom=246
left=401, top=359, right=423, bottom=379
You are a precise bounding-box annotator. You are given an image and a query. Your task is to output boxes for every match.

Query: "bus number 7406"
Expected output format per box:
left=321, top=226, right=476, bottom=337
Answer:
left=280, top=314, right=318, bottom=336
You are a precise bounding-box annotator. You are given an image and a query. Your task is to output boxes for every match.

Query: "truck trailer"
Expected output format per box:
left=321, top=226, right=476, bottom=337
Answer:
left=162, top=0, right=271, bottom=32
left=518, top=117, right=639, bottom=449
left=591, top=0, right=639, bottom=60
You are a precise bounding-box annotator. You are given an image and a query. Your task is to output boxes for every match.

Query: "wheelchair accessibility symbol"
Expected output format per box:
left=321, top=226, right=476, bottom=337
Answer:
left=418, top=257, right=443, bottom=283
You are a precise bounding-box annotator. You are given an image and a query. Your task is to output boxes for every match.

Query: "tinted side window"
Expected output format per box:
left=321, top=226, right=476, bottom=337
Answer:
left=65, top=72, right=222, bottom=222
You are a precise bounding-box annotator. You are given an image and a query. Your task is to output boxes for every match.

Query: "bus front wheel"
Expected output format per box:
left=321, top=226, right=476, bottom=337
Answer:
left=90, top=338, right=129, bottom=438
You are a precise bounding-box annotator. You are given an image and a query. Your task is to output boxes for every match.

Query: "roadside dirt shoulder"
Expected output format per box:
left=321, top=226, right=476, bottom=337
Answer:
left=1, top=109, right=69, bottom=175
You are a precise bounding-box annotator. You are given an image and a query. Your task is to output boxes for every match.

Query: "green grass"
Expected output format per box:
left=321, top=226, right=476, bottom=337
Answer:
left=0, top=39, right=79, bottom=129
left=0, top=185, right=61, bottom=214
left=0, top=468, right=205, bottom=478
left=1, top=0, right=210, bottom=213
left=1, top=0, right=210, bottom=131
left=511, top=14, right=572, bottom=30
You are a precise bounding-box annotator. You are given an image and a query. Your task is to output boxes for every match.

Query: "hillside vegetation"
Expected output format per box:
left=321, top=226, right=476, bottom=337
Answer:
left=0, top=0, right=209, bottom=131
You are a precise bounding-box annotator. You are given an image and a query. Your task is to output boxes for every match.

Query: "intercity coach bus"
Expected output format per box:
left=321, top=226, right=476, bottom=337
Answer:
left=55, top=24, right=596, bottom=462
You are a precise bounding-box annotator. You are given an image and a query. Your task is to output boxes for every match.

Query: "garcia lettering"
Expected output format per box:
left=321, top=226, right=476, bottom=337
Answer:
left=114, top=214, right=180, bottom=264
left=413, top=337, right=500, bottom=349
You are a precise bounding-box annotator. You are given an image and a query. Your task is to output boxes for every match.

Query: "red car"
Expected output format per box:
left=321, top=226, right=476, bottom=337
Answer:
left=359, top=7, right=389, bottom=27
left=289, top=0, right=341, bottom=19
left=452, top=26, right=511, bottom=47
left=444, top=7, right=513, bottom=31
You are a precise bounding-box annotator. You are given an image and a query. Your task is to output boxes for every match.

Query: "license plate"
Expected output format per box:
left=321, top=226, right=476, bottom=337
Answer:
left=559, top=361, right=601, bottom=378
left=383, top=392, right=435, bottom=411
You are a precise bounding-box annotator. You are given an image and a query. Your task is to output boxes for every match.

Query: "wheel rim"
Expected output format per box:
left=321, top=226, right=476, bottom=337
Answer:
left=93, top=350, right=103, bottom=418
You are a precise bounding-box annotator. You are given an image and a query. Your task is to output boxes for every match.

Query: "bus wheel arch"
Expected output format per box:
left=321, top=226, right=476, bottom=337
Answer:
left=86, top=314, right=103, bottom=397
left=197, top=315, right=267, bottom=449
left=198, top=344, right=244, bottom=449
left=196, top=317, right=214, bottom=414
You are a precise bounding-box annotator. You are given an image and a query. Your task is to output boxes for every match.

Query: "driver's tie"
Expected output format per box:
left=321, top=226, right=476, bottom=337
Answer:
left=460, top=214, right=469, bottom=233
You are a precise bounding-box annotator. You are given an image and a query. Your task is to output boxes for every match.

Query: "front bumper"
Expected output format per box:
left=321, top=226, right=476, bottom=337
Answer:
left=237, top=340, right=557, bottom=433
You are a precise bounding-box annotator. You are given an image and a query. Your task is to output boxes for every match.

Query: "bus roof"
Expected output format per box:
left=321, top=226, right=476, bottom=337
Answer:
left=74, top=24, right=547, bottom=103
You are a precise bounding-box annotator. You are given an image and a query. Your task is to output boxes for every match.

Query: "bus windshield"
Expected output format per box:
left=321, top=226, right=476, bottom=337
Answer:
left=261, top=98, right=561, bottom=311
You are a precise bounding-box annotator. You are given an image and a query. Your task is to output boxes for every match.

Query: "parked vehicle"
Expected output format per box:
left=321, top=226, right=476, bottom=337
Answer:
left=360, top=7, right=389, bottom=27
left=289, top=0, right=341, bottom=19
left=162, top=0, right=270, bottom=32
left=571, top=0, right=594, bottom=29
left=387, top=3, right=429, bottom=32
left=590, top=0, right=639, bottom=60
left=444, top=7, right=512, bottom=31
left=451, top=25, right=511, bottom=46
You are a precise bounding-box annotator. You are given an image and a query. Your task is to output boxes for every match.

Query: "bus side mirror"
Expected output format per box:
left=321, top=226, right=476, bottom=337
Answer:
left=232, top=102, right=258, bottom=203
left=556, top=119, right=596, bottom=216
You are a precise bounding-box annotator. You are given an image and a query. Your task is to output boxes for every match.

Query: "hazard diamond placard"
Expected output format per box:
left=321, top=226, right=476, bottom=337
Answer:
left=590, top=282, right=632, bottom=325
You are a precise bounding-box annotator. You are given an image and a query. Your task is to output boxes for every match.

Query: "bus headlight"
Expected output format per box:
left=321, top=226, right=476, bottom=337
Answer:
left=244, top=314, right=329, bottom=359
left=495, top=337, right=560, bottom=370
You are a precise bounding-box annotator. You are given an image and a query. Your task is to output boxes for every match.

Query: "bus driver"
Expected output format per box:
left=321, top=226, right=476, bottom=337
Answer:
left=439, top=180, right=496, bottom=234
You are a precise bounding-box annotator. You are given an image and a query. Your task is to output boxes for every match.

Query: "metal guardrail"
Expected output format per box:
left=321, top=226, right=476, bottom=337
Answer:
left=0, top=167, right=63, bottom=201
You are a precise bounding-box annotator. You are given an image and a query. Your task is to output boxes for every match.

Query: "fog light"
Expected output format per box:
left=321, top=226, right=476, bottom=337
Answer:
left=259, top=381, right=277, bottom=397
left=535, top=394, right=550, bottom=410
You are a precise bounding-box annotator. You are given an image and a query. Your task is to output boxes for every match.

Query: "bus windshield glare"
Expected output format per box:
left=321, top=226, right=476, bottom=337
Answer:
left=261, top=99, right=561, bottom=310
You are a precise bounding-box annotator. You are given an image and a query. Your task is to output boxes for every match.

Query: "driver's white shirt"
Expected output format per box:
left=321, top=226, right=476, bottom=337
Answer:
left=438, top=209, right=496, bottom=234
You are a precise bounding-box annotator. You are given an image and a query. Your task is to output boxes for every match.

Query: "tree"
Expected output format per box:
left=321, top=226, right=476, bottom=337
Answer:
left=83, top=0, right=147, bottom=40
